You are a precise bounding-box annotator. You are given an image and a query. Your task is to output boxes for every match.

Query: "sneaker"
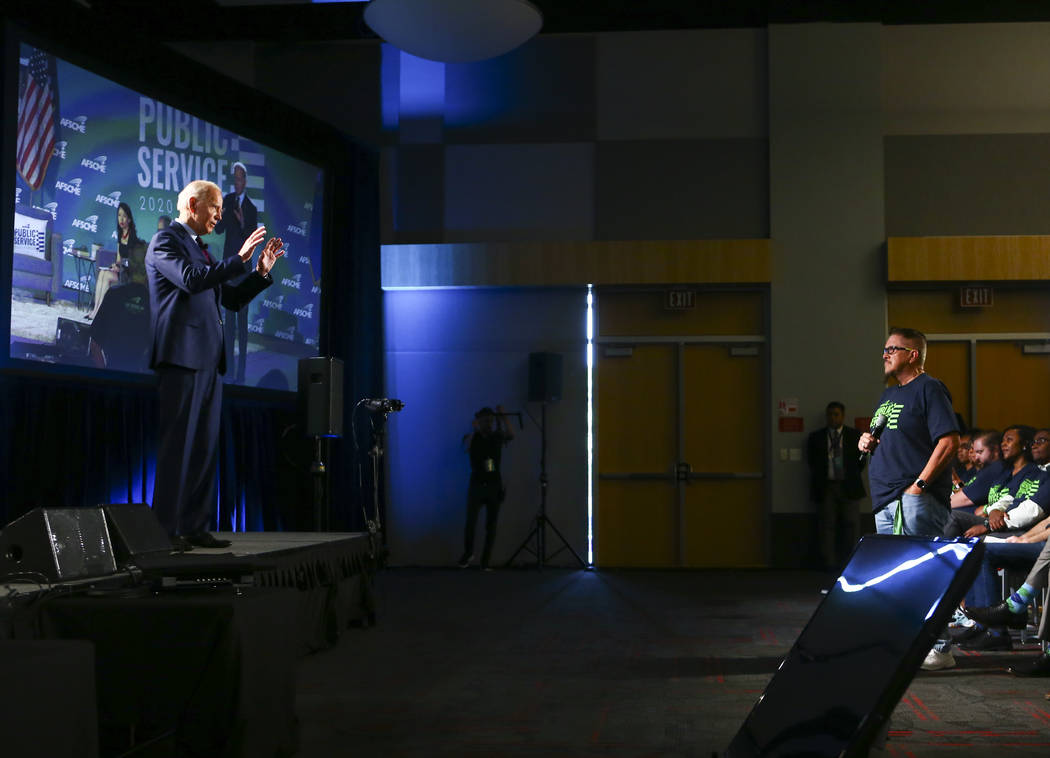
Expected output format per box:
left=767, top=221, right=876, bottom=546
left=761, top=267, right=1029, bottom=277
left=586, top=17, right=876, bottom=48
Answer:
left=949, top=607, right=976, bottom=629
left=921, top=647, right=956, bottom=671
left=457, top=553, right=473, bottom=569
left=481, top=565, right=494, bottom=573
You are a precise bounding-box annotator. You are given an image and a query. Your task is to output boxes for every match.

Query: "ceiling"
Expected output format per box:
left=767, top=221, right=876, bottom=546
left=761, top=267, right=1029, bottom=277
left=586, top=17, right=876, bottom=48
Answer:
left=14, top=1, right=1050, bottom=43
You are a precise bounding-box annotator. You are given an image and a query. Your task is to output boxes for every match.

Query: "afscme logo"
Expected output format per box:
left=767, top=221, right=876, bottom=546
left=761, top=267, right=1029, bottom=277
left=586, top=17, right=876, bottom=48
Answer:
left=43, top=202, right=58, bottom=220
left=60, top=115, right=88, bottom=133
left=281, top=273, right=302, bottom=290
left=95, top=190, right=122, bottom=208
left=293, top=303, right=314, bottom=319
left=71, top=214, right=99, bottom=233
left=298, top=255, right=310, bottom=264
left=62, top=238, right=76, bottom=255
left=80, top=155, right=107, bottom=173
left=286, top=221, right=307, bottom=237
left=55, top=177, right=83, bottom=195
left=263, top=295, right=285, bottom=311
left=53, top=141, right=68, bottom=159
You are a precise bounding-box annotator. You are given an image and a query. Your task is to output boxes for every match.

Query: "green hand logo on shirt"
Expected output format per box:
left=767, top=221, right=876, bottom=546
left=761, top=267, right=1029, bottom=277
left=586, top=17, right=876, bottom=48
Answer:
left=872, top=401, right=905, bottom=431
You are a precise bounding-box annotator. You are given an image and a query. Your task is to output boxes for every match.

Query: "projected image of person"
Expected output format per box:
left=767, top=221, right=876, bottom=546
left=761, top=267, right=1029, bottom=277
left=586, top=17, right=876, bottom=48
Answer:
left=458, top=406, right=514, bottom=571
left=86, top=202, right=146, bottom=320
left=213, top=161, right=257, bottom=384
left=147, top=179, right=284, bottom=550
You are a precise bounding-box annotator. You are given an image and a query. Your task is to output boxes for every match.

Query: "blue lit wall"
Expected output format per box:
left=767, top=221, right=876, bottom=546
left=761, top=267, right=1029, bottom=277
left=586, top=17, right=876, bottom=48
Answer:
left=383, top=288, right=587, bottom=566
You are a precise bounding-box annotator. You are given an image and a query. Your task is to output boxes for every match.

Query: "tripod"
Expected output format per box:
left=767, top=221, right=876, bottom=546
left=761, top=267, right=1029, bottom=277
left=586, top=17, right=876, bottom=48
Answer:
left=505, top=402, right=587, bottom=569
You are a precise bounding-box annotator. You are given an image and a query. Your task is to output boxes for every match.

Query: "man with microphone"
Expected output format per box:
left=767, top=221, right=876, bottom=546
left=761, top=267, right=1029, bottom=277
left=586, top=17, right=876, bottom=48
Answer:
left=858, top=327, right=960, bottom=537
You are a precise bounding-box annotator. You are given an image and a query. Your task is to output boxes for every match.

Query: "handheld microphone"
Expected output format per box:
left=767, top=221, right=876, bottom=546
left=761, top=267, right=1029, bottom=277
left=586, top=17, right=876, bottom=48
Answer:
left=361, top=398, right=405, bottom=413
left=859, top=413, right=888, bottom=464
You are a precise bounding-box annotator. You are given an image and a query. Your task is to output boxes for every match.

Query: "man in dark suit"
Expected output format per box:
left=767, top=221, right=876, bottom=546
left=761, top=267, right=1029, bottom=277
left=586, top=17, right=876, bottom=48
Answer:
left=146, top=179, right=284, bottom=549
left=213, top=162, right=257, bottom=384
left=806, top=401, right=866, bottom=570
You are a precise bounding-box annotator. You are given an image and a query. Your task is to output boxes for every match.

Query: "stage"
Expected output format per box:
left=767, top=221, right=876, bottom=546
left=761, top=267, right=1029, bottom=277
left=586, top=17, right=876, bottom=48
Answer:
left=0, top=531, right=377, bottom=758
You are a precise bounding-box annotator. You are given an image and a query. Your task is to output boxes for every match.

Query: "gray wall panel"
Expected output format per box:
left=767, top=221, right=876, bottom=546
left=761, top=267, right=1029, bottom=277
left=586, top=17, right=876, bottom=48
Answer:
left=594, top=139, right=769, bottom=240
left=885, top=134, right=1050, bottom=236
left=444, top=36, right=597, bottom=144
left=444, top=144, right=595, bottom=242
left=384, top=289, right=588, bottom=567
left=596, top=29, right=768, bottom=141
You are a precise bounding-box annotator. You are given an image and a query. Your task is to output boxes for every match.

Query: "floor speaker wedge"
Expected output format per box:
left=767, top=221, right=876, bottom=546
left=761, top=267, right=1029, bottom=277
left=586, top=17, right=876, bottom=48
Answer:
left=102, top=503, right=172, bottom=563
left=0, top=507, right=117, bottom=582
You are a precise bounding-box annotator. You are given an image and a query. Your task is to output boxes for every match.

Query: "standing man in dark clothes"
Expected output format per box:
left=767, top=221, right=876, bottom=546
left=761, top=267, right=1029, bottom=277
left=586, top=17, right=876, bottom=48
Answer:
left=146, top=179, right=283, bottom=549
left=859, top=327, right=960, bottom=537
left=806, top=401, right=866, bottom=570
left=458, top=406, right=514, bottom=571
left=858, top=327, right=961, bottom=671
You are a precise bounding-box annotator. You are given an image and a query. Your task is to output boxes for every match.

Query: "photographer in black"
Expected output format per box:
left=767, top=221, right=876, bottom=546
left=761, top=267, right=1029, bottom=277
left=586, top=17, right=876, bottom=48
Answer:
left=458, top=406, right=514, bottom=571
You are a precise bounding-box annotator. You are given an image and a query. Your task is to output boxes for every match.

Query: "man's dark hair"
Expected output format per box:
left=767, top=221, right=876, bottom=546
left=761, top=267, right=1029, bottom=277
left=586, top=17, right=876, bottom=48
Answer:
left=888, top=326, right=928, bottom=365
left=475, top=407, right=496, bottom=419
left=974, top=429, right=1000, bottom=450
left=826, top=401, right=844, bottom=413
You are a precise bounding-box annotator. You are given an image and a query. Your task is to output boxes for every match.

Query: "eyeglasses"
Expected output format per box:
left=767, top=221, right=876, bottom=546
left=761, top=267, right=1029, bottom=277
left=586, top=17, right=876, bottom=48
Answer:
left=882, top=345, right=914, bottom=355
left=1034, top=437, right=1050, bottom=445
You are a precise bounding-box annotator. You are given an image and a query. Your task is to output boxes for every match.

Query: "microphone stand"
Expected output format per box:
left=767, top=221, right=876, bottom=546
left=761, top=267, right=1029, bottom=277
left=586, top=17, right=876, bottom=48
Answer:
left=504, top=402, right=586, bottom=570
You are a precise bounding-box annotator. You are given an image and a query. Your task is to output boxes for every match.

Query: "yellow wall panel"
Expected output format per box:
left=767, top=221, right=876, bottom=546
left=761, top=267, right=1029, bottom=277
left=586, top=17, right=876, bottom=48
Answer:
left=597, top=290, right=764, bottom=337
left=596, top=345, right=676, bottom=473
left=925, top=341, right=971, bottom=427
left=975, top=342, right=1050, bottom=430
left=382, top=239, right=771, bottom=288
left=888, top=236, right=1050, bottom=282
left=683, top=345, right=763, bottom=472
left=682, top=481, right=765, bottom=567
left=596, top=481, right=677, bottom=566
left=888, top=290, right=1050, bottom=334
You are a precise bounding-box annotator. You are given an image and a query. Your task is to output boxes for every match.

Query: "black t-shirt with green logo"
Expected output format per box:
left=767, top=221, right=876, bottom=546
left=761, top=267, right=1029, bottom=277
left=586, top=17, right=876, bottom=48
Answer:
left=868, top=373, right=959, bottom=511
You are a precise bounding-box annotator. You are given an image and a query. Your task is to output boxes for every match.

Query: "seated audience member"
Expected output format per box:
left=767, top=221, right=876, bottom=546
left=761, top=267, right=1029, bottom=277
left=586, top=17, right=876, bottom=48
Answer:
left=1033, top=429, right=1050, bottom=472
left=962, top=514, right=1050, bottom=668
left=954, top=429, right=999, bottom=496
left=970, top=430, right=1000, bottom=478
left=952, top=431, right=974, bottom=489
left=945, top=426, right=1042, bottom=538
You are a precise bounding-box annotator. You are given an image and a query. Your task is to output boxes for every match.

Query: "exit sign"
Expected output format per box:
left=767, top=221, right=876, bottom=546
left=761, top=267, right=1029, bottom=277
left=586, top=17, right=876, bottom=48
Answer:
left=960, top=287, right=993, bottom=308
left=666, top=290, right=695, bottom=310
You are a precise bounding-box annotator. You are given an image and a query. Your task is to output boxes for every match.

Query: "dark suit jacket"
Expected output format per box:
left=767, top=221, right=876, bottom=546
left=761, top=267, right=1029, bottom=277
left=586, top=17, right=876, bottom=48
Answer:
left=145, top=221, right=271, bottom=375
left=807, top=425, right=866, bottom=501
left=214, top=192, right=258, bottom=259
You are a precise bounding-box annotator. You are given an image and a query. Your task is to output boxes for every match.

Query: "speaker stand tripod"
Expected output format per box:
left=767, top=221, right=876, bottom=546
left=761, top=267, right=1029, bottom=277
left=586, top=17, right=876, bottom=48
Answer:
left=310, top=436, right=329, bottom=531
left=505, top=402, right=587, bottom=570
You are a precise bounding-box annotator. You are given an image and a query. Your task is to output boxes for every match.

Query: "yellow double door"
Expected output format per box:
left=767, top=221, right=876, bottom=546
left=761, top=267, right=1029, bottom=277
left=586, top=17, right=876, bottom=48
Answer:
left=594, top=292, right=768, bottom=567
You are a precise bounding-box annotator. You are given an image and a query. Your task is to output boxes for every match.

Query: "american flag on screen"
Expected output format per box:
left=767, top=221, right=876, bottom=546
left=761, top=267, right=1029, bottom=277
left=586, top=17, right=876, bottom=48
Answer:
left=16, top=49, right=58, bottom=191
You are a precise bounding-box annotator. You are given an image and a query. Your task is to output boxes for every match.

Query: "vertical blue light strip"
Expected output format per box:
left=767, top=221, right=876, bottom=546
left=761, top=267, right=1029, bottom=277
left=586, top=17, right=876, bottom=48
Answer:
left=586, top=284, right=594, bottom=565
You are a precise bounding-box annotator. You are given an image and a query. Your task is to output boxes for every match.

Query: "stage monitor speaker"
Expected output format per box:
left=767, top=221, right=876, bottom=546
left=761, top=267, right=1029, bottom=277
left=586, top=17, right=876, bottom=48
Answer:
left=298, top=356, right=344, bottom=437
left=101, top=503, right=171, bottom=563
left=528, top=352, right=562, bottom=403
left=0, top=507, right=117, bottom=582
left=725, top=535, right=985, bottom=758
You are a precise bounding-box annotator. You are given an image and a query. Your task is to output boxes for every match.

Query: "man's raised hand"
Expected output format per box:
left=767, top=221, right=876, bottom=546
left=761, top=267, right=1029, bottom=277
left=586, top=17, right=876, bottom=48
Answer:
left=256, top=236, right=285, bottom=277
left=238, top=225, right=268, bottom=263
